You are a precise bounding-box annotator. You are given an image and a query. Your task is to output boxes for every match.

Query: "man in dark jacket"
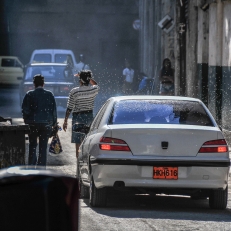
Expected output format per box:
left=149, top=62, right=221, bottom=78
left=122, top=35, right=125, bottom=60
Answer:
left=22, top=74, right=57, bottom=167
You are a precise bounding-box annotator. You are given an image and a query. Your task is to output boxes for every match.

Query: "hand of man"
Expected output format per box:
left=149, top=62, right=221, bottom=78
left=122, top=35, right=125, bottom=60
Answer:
left=63, top=121, right=68, bottom=132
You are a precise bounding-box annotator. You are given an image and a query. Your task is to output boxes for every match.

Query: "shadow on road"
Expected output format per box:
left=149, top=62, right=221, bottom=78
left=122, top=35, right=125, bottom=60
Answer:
left=82, top=193, right=231, bottom=222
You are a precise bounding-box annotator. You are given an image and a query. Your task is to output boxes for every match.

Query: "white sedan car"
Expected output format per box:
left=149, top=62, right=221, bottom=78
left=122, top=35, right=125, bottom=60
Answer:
left=76, top=96, right=230, bottom=209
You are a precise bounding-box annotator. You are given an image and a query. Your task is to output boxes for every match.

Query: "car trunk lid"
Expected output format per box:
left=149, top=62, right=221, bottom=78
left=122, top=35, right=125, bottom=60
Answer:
left=109, top=124, right=220, bottom=157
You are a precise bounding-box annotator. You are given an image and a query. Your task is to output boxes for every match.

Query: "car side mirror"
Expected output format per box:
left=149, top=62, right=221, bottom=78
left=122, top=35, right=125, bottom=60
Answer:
left=72, top=123, right=90, bottom=135
left=0, top=166, right=79, bottom=231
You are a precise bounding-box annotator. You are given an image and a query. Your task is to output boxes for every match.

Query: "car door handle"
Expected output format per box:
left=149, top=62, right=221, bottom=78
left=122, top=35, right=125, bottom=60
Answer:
left=0, top=69, right=4, bottom=72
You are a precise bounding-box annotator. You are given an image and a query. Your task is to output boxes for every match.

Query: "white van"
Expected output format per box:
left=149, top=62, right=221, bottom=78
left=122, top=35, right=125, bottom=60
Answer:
left=29, top=49, right=79, bottom=72
left=0, top=56, right=24, bottom=85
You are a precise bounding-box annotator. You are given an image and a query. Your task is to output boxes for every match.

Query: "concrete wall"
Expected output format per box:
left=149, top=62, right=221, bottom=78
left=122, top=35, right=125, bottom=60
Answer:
left=206, top=3, right=216, bottom=119
left=139, top=0, right=161, bottom=93
left=221, top=1, right=231, bottom=129
left=197, top=1, right=209, bottom=105
left=198, top=0, right=231, bottom=128
left=139, top=0, right=176, bottom=95
left=185, top=1, right=198, bottom=98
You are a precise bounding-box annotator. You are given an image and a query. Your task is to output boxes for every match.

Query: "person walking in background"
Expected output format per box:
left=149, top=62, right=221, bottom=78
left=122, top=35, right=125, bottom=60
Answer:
left=122, top=60, right=134, bottom=95
left=159, top=58, right=174, bottom=95
left=75, top=54, right=90, bottom=73
left=136, top=72, right=150, bottom=95
left=65, top=54, right=74, bottom=79
left=66, top=54, right=74, bottom=69
left=62, top=70, right=99, bottom=159
left=22, top=74, right=57, bottom=167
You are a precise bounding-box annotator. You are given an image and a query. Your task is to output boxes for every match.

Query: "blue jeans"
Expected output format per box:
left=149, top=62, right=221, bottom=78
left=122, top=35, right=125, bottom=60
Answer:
left=28, top=124, right=52, bottom=166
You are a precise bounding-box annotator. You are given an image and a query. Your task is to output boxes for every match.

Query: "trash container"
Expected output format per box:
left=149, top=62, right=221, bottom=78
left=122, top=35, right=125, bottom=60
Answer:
left=0, top=167, right=79, bottom=231
left=0, top=116, right=12, bottom=124
left=0, top=122, right=30, bottom=169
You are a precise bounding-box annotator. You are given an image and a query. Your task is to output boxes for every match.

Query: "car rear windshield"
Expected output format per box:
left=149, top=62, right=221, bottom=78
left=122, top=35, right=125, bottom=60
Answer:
left=25, top=66, right=72, bottom=81
left=109, top=100, right=214, bottom=126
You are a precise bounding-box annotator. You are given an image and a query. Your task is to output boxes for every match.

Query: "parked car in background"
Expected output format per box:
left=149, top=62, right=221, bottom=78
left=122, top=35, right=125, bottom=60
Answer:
left=76, top=95, right=230, bottom=209
left=28, top=49, right=79, bottom=73
left=19, top=63, right=76, bottom=107
left=0, top=56, right=24, bottom=85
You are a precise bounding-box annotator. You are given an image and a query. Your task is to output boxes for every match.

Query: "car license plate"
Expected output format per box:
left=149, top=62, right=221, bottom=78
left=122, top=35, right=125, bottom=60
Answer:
left=153, top=167, right=178, bottom=180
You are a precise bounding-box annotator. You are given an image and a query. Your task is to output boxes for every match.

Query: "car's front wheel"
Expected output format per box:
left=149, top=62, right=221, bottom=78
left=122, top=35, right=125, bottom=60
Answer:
left=77, top=161, right=89, bottom=199
left=209, top=186, right=228, bottom=209
left=89, top=176, right=107, bottom=207
left=79, top=178, right=90, bottom=199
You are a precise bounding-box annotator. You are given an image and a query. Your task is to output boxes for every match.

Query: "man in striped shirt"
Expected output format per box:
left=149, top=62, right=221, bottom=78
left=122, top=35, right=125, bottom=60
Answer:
left=63, top=70, right=99, bottom=158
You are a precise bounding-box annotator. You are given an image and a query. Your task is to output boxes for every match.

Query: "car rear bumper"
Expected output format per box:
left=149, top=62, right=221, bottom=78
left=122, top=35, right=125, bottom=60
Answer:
left=91, top=164, right=230, bottom=190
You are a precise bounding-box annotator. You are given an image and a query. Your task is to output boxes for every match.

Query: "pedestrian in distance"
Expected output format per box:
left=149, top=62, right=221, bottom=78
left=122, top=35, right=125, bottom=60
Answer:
left=22, top=74, right=57, bottom=167
left=64, top=54, right=74, bottom=79
left=62, top=70, right=99, bottom=159
left=159, top=58, right=174, bottom=96
left=136, top=72, right=149, bottom=95
left=122, top=60, right=135, bottom=95
left=75, top=54, right=90, bottom=73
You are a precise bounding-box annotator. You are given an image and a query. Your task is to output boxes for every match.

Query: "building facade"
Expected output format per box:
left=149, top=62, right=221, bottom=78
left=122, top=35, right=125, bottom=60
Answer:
left=139, top=0, right=231, bottom=129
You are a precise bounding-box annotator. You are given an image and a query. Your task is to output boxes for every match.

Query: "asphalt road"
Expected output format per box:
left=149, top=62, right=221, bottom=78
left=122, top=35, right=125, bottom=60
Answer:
left=1, top=85, right=231, bottom=231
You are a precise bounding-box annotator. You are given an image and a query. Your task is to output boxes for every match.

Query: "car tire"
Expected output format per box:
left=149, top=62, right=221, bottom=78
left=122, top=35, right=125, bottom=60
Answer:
left=89, top=176, right=107, bottom=207
left=79, top=180, right=90, bottom=199
left=79, top=175, right=90, bottom=199
left=209, top=186, right=228, bottom=209
left=77, top=160, right=90, bottom=199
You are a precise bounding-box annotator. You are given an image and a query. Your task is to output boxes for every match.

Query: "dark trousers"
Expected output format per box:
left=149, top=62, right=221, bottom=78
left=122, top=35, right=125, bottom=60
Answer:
left=28, top=124, right=52, bottom=166
left=122, top=81, right=133, bottom=95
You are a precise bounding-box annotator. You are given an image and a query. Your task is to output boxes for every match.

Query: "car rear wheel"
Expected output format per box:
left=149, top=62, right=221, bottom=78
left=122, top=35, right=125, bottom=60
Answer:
left=89, top=176, right=107, bottom=207
left=209, top=187, right=228, bottom=209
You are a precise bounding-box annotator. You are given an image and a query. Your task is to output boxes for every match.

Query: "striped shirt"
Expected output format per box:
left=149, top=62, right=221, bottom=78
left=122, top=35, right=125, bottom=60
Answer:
left=67, top=85, right=99, bottom=113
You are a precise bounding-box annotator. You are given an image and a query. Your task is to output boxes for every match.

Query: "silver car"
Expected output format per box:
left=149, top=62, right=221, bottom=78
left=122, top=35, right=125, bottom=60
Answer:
left=76, top=96, right=230, bottom=209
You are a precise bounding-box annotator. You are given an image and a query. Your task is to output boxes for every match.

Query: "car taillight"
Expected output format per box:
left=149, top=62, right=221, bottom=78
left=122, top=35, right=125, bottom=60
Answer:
left=198, top=139, right=228, bottom=153
left=24, top=85, right=34, bottom=93
left=99, top=137, right=131, bottom=151
left=60, top=86, right=70, bottom=93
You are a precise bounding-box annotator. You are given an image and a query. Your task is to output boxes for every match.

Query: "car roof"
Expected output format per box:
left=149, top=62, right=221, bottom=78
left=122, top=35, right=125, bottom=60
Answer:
left=28, top=63, right=67, bottom=67
left=32, top=49, right=74, bottom=54
left=108, top=95, right=203, bottom=103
